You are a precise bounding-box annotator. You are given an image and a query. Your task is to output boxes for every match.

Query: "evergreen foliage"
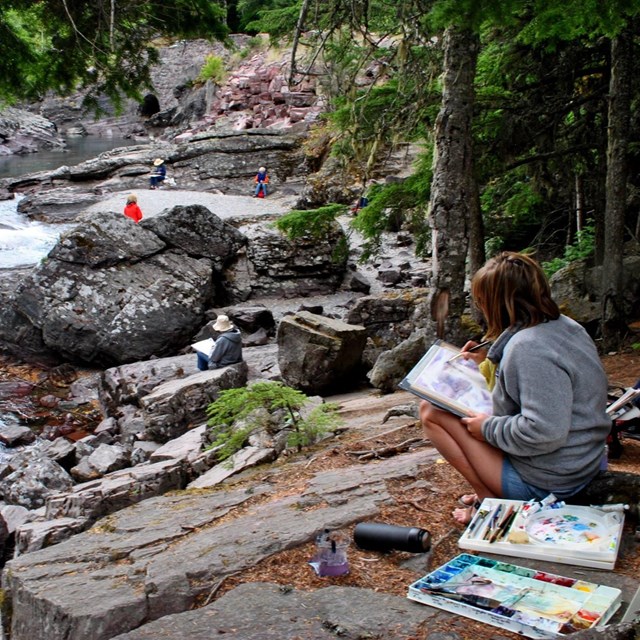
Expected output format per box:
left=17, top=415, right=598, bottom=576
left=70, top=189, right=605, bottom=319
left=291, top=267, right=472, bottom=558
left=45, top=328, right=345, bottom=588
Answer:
left=352, top=152, right=433, bottom=259
left=0, top=0, right=228, bottom=108
left=206, top=381, right=342, bottom=460
left=197, top=55, right=226, bottom=84
left=275, top=204, right=346, bottom=239
left=275, top=204, right=349, bottom=264
left=241, top=0, right=302, bottom=36
left=541, top=224, right=596, bottom=277
left=247, top=0, right=640, bottom=275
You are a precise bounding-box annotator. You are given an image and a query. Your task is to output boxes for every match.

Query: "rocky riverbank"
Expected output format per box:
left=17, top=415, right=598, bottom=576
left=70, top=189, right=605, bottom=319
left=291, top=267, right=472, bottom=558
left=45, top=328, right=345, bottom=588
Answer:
left=0, top=185, right=639, bottom=640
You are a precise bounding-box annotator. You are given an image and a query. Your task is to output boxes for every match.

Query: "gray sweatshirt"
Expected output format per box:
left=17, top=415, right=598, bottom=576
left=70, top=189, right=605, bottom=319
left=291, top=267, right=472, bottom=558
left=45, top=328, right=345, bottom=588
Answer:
left=482, top=315, right=610, bottom=495
left=209, top=328, right=243, bottom=369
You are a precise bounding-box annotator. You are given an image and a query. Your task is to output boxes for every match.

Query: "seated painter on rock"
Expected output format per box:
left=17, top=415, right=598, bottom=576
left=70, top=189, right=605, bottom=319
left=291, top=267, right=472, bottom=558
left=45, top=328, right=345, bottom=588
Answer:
left=196, top=315, right=243, bottom=371
left=149, top=158, right=166, bottom=189
left=420, top=252, right=610, bottom=525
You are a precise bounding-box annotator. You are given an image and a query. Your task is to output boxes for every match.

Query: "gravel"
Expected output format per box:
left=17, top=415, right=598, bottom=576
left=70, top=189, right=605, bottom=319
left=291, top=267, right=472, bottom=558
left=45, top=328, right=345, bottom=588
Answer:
left=86, top=188, right=299, bottom=220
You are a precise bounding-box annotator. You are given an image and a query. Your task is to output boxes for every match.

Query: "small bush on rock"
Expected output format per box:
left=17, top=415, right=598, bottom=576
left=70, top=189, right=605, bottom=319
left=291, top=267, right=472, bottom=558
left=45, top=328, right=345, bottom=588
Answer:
left=197, top=54, right=226, bottom=84
left=205, top=381, right=342, bottom=460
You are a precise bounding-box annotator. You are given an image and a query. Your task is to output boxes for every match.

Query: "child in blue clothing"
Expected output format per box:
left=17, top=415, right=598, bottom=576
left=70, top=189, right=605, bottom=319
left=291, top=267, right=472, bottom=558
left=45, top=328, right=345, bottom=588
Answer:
left=254, top=167, right=269, bottom=197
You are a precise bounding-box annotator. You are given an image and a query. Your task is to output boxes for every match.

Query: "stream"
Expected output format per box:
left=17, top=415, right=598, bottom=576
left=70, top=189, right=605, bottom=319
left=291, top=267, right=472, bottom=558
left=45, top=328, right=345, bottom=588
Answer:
left=0, top=136, right=135, bottom=437
left=0, top=136, right=135, bottom=269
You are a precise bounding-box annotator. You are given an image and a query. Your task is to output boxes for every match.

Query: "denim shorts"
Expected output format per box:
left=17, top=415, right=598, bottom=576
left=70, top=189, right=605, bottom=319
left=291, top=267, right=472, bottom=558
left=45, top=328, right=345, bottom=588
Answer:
left=501, top=457, right=591, bottom=501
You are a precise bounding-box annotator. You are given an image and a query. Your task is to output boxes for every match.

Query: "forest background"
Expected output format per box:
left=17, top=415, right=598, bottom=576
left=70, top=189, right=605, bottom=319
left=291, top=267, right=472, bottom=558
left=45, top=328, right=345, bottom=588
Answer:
left=1, top=0, right=640, bottom=350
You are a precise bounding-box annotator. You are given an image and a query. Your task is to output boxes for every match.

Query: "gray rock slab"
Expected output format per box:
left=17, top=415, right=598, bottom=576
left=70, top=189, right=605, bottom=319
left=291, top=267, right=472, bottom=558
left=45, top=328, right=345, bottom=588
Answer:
left=16, top=516, right=89, bottom=554
left=139, top=362, right=248, bottom=442
left=110, top=582, right=436, bottom=640
left=150, top=425, right=207, bottom=463
left=100, top=354, right=198, bottom=410
left=187, top=445, right=276, bottom=488
left=3, top=450, right=435, bottom=640
left=45, top=458, right=187, bottom=521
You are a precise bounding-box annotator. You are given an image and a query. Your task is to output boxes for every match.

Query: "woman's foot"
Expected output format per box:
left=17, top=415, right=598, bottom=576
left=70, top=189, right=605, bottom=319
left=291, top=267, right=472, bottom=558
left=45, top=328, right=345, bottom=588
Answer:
left=457, top=493, right=478, bottom=507
left=452, top=501, right=481, bottom=525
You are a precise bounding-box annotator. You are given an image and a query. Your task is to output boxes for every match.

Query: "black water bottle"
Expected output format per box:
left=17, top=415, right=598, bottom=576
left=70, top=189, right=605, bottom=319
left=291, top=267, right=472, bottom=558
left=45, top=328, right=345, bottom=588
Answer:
left=353, top=522, right=431, bottom=553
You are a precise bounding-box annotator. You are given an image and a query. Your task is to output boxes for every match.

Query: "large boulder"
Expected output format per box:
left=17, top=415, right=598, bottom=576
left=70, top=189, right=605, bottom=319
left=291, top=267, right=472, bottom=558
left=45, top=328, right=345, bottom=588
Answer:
left=141, top=204, right=246, bottom=270
left=346, top=289, right=430, bottom=368
left=550, top=254, right=640, bottom=327
left=277, top=311, right=367, bottom=395
left=367, top=330, right=435, bottom=394
left=4, top=211, right=218, bottom=365
left=140, top=362, right=249, bottom=442
left=224, top=220, right=348, bottom=301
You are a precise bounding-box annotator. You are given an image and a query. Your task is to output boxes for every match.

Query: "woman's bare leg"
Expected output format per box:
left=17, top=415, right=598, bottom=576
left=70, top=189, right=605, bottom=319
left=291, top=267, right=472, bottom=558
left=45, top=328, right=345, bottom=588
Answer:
left=420, top=401, right=504, bottom=501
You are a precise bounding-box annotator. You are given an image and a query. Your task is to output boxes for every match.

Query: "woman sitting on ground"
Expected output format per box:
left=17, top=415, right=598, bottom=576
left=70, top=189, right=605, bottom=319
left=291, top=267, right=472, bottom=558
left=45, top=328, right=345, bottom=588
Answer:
left=420, top=251, right=610, bottom=524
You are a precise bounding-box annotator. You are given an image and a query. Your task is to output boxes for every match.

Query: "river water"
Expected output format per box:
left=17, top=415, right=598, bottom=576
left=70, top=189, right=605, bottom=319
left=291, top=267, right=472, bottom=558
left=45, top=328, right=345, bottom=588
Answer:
left=0, top=136, right=135, bottom=269
left=0, top=136, right=133, bottom=179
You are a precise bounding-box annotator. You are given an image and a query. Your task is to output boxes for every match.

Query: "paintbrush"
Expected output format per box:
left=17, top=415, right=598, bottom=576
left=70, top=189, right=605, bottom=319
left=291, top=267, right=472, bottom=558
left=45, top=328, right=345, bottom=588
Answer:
left=446, top=341, right=491, bottom=364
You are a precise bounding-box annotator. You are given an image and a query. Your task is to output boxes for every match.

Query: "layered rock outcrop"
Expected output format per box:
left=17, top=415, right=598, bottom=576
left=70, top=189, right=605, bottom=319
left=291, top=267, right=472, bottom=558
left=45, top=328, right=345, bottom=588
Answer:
left=0, top=107, right=66, bottom=156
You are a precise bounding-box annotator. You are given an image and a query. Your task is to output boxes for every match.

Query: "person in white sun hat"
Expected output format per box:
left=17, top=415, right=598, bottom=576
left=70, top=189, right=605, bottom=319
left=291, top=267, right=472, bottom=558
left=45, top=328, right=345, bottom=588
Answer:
left=149, top=158, right=166, bottom=189
left=196, top=315, right=243, bottom=371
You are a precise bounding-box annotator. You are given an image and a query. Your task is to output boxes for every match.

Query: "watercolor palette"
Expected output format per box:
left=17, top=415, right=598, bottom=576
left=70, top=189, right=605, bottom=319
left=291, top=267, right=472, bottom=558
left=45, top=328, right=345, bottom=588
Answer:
left=407, top=554, right=622, bottom=639
left=458, top=498, right=625, bottom=570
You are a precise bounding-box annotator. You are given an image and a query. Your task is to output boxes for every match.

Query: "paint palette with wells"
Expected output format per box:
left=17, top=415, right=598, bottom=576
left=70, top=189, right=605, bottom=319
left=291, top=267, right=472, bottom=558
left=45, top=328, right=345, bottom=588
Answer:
left=407, top=554, right=622, bottom=639
left=458, top=498, right=625, bottom=570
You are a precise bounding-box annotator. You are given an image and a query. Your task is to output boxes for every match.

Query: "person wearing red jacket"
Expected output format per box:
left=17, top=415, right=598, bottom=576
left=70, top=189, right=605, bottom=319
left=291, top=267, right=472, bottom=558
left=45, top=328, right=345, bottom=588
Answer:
left=124, top=193, right=143, bottom=223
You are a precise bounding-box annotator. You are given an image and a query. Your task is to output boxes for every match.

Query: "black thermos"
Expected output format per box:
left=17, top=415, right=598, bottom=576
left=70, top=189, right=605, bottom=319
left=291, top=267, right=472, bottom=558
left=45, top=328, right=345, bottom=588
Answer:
left=353, top=522, right=431, bottom=553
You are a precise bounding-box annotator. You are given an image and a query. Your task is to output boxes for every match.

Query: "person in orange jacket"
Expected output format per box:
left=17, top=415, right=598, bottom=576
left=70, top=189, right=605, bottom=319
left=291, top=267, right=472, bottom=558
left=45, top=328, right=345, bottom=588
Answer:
left=254, top=166, right=269, bottom=197
left=124, top=193, right=143, bottom=223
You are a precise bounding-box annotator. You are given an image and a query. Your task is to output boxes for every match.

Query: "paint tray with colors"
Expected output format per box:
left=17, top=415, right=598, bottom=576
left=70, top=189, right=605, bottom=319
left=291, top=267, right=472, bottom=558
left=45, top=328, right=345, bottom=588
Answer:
left=407, top=554, right=622, bottom=639
left=458, top=498, right=625, bottom=570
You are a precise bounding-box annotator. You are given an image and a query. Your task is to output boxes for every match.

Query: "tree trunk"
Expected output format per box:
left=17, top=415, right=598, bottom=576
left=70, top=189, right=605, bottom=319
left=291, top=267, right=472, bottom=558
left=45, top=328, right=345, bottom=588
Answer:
left=288, top=0, right=312, bottom=87
left=428, top=26, right=479, bottom=339
left=468, top=182, right=485, bottom=286
left=601, top=30, right=632, bottom=349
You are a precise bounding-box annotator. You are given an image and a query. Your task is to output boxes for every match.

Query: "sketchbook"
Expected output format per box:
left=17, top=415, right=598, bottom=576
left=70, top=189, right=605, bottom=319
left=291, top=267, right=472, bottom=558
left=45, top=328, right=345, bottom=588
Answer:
left=398, top=340, right=493, bottom=417
left=458, top=497, right=625, bottom=570
left=407, top=553, right=622, bottom=639
left=191, top=338, right=215, bottom=357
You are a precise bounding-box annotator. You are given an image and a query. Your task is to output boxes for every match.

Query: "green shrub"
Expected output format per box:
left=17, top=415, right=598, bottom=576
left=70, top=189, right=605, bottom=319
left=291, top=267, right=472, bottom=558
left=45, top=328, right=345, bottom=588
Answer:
left=542, top=224, right=595, bottom=278
left=197, top=54, right=226, bottom=84
left=275, top=204, right=346, bottom=239
left=275, top=204, right=349, bottom=264
left=205, top=381, right=342, bottom=461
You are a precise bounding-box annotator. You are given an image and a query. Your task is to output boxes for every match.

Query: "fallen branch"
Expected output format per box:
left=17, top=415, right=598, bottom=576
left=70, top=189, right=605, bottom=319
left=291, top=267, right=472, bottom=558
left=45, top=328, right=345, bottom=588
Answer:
left=395, top=497, right=440, bottom=514
left=204, top=572, right=240, bottom=606
left=430, top=528, right=459, bottom=552
left=346, top=437, right=425, bottom=461
left=356, top=423, right=418, bottom=444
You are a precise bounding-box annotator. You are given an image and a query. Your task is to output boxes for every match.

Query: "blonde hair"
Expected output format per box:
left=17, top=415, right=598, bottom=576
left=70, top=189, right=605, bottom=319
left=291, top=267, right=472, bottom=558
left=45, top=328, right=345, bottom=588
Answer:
left=126, top=194, right=137, bottom=204
left=471, top=252, right=560, bottom=340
